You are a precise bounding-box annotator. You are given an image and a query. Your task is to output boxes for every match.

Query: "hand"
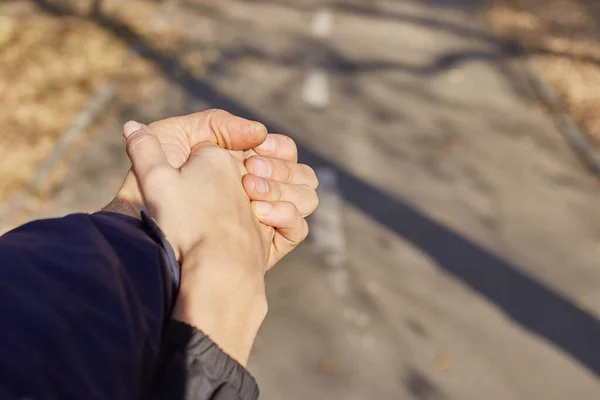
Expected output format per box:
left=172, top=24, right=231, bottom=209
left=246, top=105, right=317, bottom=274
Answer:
left=105, top=110, right=269, bottom=220
left=243, top=135, right=319, bottom=268
left=104, top=110, right=319, bottom=267
left=123, top=121, right=271, bottom=365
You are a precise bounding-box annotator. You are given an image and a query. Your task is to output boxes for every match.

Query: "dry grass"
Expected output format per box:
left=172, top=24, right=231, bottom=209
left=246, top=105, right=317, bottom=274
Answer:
left=486, top=0, right=600, bottom=148
left=0, top=0, right=181, bottom=204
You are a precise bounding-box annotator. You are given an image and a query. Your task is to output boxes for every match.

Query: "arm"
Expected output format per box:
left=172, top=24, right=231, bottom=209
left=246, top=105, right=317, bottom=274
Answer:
left=0, top=211, right=259, bottom=400
left=0, top=109, right=316, bottom=400
left=0, top=212, right=170, bottom=400
left=115, top=119, right=318, bottom=399
left=105, top=199, right=263, bottom=400
left=149, top=321, right=259, bottom=400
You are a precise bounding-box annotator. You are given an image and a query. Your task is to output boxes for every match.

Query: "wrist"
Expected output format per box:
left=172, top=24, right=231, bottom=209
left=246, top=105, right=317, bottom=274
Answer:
left=102, top=171, right=146, bottom=220
left=172, top=290, right=267, bottom=366
left=172, top=251, right=268, bottom=366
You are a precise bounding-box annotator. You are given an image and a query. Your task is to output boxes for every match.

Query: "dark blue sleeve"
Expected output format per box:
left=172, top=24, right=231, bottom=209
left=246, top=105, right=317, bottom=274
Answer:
left=0, top=211, right=179, bottom=400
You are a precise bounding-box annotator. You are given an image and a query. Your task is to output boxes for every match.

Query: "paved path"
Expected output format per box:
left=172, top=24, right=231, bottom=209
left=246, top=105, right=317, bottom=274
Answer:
left=10, top=0, right=600, bottom=398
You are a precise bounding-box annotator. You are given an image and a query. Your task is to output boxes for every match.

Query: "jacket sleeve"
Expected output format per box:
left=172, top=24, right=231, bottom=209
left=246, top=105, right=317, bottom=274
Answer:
left=0, top=211, right=258, bottom=400
left=149, top=321, right=259, bottom=400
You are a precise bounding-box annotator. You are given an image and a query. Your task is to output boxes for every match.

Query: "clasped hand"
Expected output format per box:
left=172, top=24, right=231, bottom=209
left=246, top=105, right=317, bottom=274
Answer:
left=106, top=110, right=319, bottom=365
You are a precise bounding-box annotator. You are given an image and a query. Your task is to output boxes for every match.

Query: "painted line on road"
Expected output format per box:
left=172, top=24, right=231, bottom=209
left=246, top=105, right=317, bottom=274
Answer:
left=302, top=67, right=330, bottom=109
left=311, top=8, right=333, bottom=38
left=305, top=10, right=345, bottom=288
left=311, top=168, right=346, bottom=266
left=311, top=168, right=348, bottom=295
left=302, top=8, right=333, bottom=109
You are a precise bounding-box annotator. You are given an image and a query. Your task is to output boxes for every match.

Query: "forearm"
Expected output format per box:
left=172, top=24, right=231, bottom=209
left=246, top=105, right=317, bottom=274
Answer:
left=172, top=245, right=268, bottom=366
left=105, top=180, right=267, bottom=367
left=0, top=213, right=174, bottom=399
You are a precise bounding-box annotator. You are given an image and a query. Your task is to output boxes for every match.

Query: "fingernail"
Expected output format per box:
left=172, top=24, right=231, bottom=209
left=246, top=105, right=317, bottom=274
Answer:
left=123, top=121, right=142, bottom=138
left=251, top=122, right=267, bottom=134
left=254, top=201, right=273, bottom=215
left=253, top=157, right=272, bottom=178
left=253, top=175, right=270, bottom=193
left=257, top=135, right=275, bottom=152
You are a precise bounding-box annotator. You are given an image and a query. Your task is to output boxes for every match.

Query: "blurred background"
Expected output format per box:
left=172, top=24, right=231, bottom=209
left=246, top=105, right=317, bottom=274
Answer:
left=1, top=0, right=600, bottom=398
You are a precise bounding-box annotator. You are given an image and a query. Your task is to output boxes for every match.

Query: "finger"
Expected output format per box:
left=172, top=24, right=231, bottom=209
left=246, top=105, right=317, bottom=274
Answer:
left=243, top=149, right=258, bottom=159
left=252, top=201, right=308, bottom=246
left=205, top=109, right=268, bottom=150
left=148, top=110, right=267, bottom=150
left=242, top=175, right=319, bottom=216
left=253, top=134, right=298, bottom=162
left=150, top=109, right=268, bottom=150
left=123, top=121, right=173, bottom=188
left=245, top=156, right=318, bottom=189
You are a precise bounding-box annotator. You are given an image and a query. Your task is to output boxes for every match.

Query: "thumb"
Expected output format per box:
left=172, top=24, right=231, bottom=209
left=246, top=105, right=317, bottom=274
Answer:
left=204, top=109, right=268, bottom=150
left=123, top=121, right=172, bottom=188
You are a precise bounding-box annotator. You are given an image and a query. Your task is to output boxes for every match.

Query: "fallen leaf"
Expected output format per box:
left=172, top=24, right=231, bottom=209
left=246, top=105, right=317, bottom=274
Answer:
left=435, top=355, right=453, bottom=372
left=321, top=357, right=339, bottom=373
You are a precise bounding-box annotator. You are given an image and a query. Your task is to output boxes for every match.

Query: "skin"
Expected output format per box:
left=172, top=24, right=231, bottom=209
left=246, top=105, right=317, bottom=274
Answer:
left=105, top=110, right=319, bottom=268
left=106, top=110, right=319, bottom=365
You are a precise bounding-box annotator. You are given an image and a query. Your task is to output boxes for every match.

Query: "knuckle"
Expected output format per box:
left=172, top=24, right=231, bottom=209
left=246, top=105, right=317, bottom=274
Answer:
left=191, top=141, right=219, bottom=154
left=204, top=109, right=220, bottom=126
left=300, top=164, right=318, bottom=187
left=283, top=201, right=302, bottom=221
left=263, top=178, right=277, bottom=197
left=206, top=108, right=230, bottom=121
left=126, top=132, right=153, bottom=152
left=308, top=188, right=320, bottom=211
left=205, top=108, right=221, bottom=117
left=290, top=216, right=309, bottom=246
left=205, top=109, right=233, bottom=148
left=273, top=201, right=297, bottom=224
left=282, top=160, right=294, bottom=183
left=205, top=144, right=227, bottom=157
left=199, top=144, right=231, bottom=162
left=301, top=218, right=309, bottom=240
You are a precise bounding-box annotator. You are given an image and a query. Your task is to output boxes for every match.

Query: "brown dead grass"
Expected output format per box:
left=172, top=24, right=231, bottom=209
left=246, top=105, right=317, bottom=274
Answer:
left=0, top=0, right=181, bottom=204
left=486, top=0, right=600, bottom=148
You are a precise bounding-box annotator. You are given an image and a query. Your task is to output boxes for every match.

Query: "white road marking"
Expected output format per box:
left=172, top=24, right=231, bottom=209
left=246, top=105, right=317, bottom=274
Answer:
left=303, top=8, right=333, bottom=108
left=305, top=9, right=376, bottom=331
left=311, top=168, right=346, bottom=265
left=311, top=168, right=348, bottom=295
left=302, top=67, right=330, bottom=108
left=312, top=8, right=333, bottom=38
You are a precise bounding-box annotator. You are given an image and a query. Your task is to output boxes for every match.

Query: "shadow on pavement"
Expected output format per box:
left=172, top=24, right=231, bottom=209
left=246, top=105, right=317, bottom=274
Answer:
left=33, top=0, right=600, bottom=379
left=229, top=0, right=600, bottom=67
